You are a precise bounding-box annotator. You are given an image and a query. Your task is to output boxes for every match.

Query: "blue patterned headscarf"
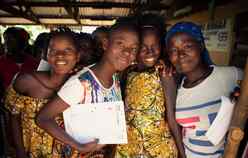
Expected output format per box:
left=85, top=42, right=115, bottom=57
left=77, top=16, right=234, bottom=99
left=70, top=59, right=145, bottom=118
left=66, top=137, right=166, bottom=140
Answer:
left=165, top=22, right=213, bottom=65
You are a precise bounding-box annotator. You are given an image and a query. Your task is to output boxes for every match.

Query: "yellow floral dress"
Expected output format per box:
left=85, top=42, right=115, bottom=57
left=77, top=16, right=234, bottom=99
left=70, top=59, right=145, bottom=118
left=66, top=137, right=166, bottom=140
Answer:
left=4, top=86, right=59, bottom=158
left=115, top=70, right=178, bottom=158
left=4, top=86, right=110, bottom=158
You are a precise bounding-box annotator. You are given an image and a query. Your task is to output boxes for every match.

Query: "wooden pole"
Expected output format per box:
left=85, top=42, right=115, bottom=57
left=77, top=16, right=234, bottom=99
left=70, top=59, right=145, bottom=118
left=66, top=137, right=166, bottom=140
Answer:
left=224, top=58, right=248, bottom=158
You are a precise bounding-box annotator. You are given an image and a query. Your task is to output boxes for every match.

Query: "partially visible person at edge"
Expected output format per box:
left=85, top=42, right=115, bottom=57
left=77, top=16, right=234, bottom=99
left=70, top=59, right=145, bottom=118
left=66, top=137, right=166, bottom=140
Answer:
left=34, top=32, right=52, bottom=71
left=165, top=22, right=243, bottom=158
left=115, top=13, right=185, bottom=158
left=0, top=27, right=38, bottom=90
left=92, top=26, right=109, bottom=57
left=36, top=21, right=140, bottom=158
left=4, top=28, right=79, bottom=158
left=76, top=32, right=101, bottom=67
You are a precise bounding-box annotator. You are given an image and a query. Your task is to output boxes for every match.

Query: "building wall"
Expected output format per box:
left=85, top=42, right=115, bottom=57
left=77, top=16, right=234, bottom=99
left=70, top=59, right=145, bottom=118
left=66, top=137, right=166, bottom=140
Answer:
left=167, top=2, right=248, bottom=65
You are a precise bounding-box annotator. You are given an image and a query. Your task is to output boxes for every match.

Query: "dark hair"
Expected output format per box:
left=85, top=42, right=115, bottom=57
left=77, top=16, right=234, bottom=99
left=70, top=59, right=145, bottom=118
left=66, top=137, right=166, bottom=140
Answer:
left=76, top=32, right=101, bottom=65
left=50, top=27, right=79, bottom=52
left=138, top=13, right=166, bottom=36
left=139, top=13, right=166, bottom=60
left=92, top=26, right=109, bottom=38
left=109, top=16, right=140, bottom=40
left=3, top=27, right=29, bottom=50
left=33, top=32, right=51, bottom=60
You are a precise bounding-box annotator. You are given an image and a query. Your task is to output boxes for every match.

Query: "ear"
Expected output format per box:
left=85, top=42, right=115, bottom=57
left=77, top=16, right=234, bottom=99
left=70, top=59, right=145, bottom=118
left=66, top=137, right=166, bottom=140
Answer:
left=102, top=38, right=108, bottom=51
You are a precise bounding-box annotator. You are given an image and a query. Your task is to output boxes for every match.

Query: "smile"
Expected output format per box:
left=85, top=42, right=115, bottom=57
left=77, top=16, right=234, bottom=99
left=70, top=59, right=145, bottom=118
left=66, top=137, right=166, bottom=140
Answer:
left=144, top=58, right=155, bottom=62
left=55, top=61, right=67, bottom=65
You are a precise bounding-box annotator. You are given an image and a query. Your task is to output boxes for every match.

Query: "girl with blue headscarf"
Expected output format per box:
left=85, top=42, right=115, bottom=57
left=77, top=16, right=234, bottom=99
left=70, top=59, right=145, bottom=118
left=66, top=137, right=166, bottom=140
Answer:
left=164, top=22, right=243, bottom=158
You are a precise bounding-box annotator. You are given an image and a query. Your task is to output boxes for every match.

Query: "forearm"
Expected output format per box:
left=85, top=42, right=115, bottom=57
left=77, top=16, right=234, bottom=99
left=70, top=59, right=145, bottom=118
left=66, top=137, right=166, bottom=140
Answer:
left=36, top=118, right=79, bottom=149
left=167, top=118, right=185, bottom=158
left=162, top=79, right=186, bottom=158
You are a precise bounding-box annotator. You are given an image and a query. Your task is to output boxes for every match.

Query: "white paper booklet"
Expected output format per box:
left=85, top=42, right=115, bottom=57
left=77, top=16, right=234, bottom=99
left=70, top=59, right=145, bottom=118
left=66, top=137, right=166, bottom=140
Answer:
left=206, top=96, right=235, bottom=145
left=63, top=101, right=128, bottom=144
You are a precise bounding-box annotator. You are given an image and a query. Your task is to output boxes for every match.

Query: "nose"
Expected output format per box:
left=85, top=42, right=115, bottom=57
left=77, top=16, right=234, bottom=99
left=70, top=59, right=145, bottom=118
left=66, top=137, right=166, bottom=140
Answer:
left=147, top=47, right=155, bottom=55
left=54, top=50, right=66, bottom=58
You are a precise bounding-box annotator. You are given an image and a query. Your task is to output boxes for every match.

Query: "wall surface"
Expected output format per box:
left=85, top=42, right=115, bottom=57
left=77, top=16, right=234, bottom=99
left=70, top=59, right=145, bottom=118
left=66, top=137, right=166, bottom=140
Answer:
left=167, top=2, right=248, bottom=65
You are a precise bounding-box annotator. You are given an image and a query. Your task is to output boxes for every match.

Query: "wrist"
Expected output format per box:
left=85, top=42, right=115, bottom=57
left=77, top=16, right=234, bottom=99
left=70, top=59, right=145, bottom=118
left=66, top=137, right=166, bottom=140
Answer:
left=71, top=141, right=81, bottom=149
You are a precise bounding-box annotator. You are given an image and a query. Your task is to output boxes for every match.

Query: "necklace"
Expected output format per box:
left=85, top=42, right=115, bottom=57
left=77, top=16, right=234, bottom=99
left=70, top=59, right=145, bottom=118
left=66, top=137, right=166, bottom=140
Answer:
left=184, top=67, right=213, bottom=87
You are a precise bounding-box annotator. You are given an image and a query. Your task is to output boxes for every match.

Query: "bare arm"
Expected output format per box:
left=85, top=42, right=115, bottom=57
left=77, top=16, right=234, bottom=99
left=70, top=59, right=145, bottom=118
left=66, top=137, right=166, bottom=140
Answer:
left=161, top=76, right=186, bottom=158
left=36, top=96, right=99, bottom=153
left=156, top=60, right=186, bottom=158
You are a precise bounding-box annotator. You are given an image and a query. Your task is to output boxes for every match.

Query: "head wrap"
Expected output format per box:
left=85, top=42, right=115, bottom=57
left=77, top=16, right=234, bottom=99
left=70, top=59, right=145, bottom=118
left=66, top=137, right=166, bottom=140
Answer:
left=165, top=22, right=213, bottom=65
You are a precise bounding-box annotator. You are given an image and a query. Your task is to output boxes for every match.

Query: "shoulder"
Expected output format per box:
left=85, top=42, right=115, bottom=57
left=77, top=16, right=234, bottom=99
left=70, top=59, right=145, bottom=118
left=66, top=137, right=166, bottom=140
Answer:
left=13, top=71, right=48, bottom=94
left=13, top=72, right=34, bottom=94
left=213, top=66, right=242, bottom=78
left=212, top=66, right=243, bottom=89
left=60, top=69, right=89, bottom=91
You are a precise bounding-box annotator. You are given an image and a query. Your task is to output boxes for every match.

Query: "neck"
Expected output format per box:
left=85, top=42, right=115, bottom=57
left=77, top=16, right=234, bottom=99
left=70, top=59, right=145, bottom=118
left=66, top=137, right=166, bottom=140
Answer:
left=49, top=72, right=70, bottom=90
left=137, top=63, right=148, bottom=71
left=185, top=64, right=211, bottom=86
left=91, top=59, right=115, bottom=88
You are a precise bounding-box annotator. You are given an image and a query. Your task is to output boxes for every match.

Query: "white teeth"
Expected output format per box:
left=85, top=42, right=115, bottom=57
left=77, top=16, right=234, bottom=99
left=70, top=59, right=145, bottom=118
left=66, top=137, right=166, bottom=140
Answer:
left=56, top=61, right=67, bottom=65
left=145, top=58, right=155, bottom=62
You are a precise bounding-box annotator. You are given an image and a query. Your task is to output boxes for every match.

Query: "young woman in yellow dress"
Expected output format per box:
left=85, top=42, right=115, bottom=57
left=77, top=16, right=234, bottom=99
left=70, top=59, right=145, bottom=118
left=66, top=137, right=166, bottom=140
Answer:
left=115, top=15, right=185, bottom=158
left=5, top=29, right=79, bottom=158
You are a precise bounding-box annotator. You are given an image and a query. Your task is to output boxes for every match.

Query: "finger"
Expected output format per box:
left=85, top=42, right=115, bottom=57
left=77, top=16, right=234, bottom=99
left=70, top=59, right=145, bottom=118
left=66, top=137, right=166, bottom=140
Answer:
left=169, top=67, right=174, bottom=76
left=84, top=140, right=99, bottom=152
left=95, top=144, right=106, bottom=150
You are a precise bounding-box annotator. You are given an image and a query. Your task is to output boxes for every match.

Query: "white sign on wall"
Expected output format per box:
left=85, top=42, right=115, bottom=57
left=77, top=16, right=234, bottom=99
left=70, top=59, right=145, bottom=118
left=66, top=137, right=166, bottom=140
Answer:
left=202, top=18, right=233, bottom=52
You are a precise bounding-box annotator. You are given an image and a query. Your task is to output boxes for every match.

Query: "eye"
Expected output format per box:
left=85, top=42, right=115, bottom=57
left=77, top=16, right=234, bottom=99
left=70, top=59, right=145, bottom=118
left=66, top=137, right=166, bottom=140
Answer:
left=116, top=41, right=124, bottom=47
left=48, top=49, right=56, bottom=55
left=64, top=47, right=76, bottom=54
left=131, top=47, right=138, bottom=54
left=184, top=43, right=194, bottom=50
left=169, top=47, right=178, bottom=54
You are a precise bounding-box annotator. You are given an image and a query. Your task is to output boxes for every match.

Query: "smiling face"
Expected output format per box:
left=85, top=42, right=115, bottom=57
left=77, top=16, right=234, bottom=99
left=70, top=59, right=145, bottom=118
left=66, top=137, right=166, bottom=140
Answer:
left=47, top=36, right=79, bottom=75
left=138, top=29, right=161, bottom=68
left=167, top=32, right=203, bottom=74
left=105, top=27, right=140, bottom=72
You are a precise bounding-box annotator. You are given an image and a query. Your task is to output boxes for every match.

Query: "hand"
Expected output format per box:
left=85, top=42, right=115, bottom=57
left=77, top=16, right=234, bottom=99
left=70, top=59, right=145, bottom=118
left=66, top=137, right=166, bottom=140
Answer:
left=230, top=86, right=241, bottom=103
left=74, top=139, right=106, bottom=154
left=155, top=59, right=176, bottom=78
left=155, top=60, right=176, bottom=88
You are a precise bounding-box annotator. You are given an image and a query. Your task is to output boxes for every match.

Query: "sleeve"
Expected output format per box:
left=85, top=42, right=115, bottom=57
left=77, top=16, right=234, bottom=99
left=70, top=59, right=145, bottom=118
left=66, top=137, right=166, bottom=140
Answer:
left=57, top=77, right=85, bottom=106
left=234, top=67, right=243, bottom=84
left=4, top=86, right=25, bottom=115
